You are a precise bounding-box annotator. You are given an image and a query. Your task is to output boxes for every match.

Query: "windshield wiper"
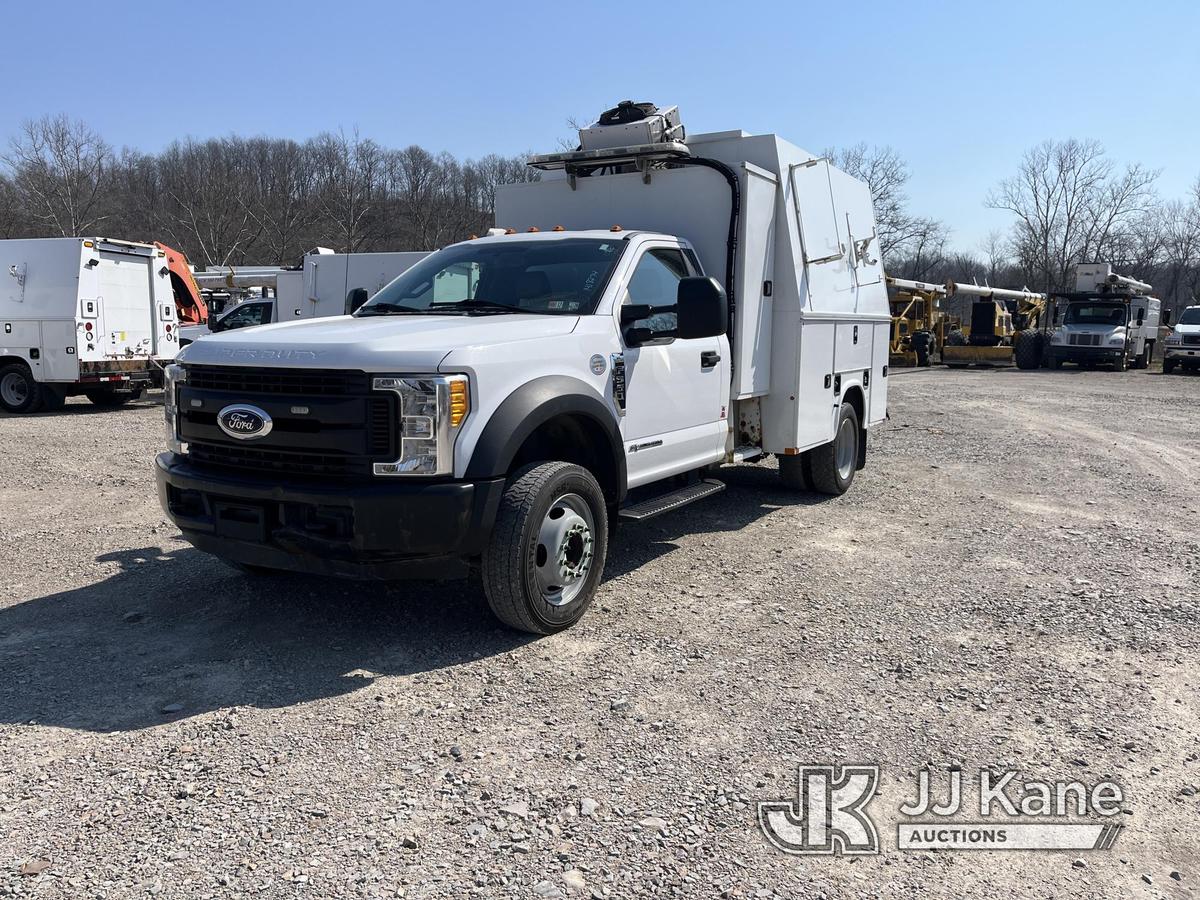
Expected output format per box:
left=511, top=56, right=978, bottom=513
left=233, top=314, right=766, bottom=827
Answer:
left=447, top=298, right=529, bottom=315
left=355, top=302, right=428, bottom=316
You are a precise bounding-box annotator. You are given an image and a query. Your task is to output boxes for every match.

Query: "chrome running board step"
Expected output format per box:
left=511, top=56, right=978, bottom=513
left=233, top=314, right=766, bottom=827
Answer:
left=618, top=479, right=726, bottom=521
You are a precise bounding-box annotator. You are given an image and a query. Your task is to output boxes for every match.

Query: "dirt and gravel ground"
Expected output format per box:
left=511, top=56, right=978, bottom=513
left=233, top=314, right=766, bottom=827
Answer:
left=0, top=368, right=1197, bottom=899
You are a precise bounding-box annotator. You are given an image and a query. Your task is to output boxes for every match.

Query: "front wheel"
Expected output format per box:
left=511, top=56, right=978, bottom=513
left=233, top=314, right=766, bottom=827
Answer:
left=1164, top=358, right=1177, bottom=374
left=482, top=462, right=608, bottom=635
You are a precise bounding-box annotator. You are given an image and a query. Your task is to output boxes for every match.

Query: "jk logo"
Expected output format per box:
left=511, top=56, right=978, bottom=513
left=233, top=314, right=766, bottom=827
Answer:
left=758, top=764, right=880, bottom=855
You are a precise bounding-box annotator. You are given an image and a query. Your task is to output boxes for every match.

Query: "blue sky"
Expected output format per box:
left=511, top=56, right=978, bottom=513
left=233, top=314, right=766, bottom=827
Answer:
left=2, top=0, right=1197, bottom=252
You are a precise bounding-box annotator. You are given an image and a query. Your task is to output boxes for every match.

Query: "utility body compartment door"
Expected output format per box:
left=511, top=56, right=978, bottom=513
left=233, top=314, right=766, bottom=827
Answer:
left=98, top=250, right=154, bottom=358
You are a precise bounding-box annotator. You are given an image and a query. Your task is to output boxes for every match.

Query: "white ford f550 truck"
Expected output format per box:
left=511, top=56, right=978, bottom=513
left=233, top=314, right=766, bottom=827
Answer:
left=157, top=101, right=891, bottom=633
left=1, top=237, right=180, bottom=413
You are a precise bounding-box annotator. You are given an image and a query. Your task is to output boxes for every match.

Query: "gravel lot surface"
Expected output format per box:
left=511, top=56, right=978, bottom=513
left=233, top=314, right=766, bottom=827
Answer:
left=0, top=368, right=1197, bottom=899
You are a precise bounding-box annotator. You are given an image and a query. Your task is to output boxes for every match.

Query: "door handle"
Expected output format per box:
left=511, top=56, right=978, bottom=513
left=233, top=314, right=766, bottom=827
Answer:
left=701, top=351, right=721, bottom=368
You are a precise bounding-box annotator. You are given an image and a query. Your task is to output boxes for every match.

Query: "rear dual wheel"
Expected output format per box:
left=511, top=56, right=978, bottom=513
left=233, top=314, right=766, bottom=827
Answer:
left=86, top=387, right=143, bottom=407
left=779, top=403, right=861, bottom=497
left=0, top=363, right=43, bottom=414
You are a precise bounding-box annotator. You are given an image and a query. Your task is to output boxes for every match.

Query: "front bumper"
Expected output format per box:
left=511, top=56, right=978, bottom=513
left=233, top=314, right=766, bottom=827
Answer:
left=1048, top=345, right=1123, bottom=363
left=155, top=452, right=505, bottom=580
left=1164, top=345, right=1200, bottom=360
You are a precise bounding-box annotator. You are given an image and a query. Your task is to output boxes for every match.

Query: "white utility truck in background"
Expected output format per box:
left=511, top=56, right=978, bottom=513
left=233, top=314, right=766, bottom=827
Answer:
left=1, top=237, right=179, bottom=414
left=156, top=100, right=891, bottom=634
left=1163, top=305, right=1200, bottom=374
left=179, top=249, right=429, bottom=345
left=1046, top=264, right=1161, bottom=371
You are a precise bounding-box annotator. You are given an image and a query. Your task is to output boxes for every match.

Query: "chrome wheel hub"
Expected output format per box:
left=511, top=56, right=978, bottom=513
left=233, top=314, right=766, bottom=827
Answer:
left=836, top=416, right=857, bottom=481
left=534, top=492, right=595, bottom=607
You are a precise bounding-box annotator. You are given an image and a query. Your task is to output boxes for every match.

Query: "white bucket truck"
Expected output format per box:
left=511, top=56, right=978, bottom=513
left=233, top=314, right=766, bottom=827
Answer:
left=1046, top=264, right=1161, bottom=371
left=156, top=101, right=891, bottom=633
left=1, top=237, right=179, bottom=413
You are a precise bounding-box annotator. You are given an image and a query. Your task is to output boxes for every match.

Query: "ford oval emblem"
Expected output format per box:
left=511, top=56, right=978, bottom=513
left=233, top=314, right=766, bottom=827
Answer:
left=218, top=404, right=273, bottom=440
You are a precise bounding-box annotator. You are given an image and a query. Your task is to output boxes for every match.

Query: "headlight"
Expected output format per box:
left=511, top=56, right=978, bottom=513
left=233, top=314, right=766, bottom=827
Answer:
left=1166, top=332, right=1183, bottom=345
left=1050, top=331, right=1065, bottom=344
left=1107, top=336, right=1126, bottom=346
left=372, top=374, right=469, bottom=476
left=163, top=364, right=187, bottom=454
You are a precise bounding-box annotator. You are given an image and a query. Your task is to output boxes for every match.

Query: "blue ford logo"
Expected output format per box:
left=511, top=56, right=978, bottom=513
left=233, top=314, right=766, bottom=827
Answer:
left=218, top=404, right=273, bottom=440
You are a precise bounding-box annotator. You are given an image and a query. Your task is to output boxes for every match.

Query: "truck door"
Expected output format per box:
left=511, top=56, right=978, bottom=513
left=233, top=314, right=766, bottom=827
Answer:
left=97, top=250, right=154, bottom=358
left=618, top=245, right=728, bottom=488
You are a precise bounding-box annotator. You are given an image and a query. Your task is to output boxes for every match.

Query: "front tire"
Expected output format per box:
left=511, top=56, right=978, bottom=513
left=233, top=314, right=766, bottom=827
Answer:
left=808, top=403, right=861, bottom=496
left=0, top=363, right=43, bottom=414
left=1014, top=331, right=1043, bottom=370
left=482, top=462, right=608, bottom=635
left=1164, top=358, right=1177, bottom=374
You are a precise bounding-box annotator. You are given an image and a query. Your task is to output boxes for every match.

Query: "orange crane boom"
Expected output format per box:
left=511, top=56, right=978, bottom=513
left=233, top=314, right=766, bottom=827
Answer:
left=154, top=242, right=208, bottom=325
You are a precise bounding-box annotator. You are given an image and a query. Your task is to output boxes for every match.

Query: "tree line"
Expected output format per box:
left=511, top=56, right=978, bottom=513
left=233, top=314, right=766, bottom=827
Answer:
left=2, top=114, right=1198, bottom=314
left=0, top=115, right=538, bottom=266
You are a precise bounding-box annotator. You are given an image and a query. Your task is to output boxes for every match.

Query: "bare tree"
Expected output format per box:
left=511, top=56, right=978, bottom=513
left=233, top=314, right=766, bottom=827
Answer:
left=243, top=138, right=317, bottom=264
left=0, top=173, right=29, bottom=238
left=157, top=137, right=263, bottom=265
left=3, top=115, right=113, bottom=236
left=309, top=131, right=384, bottom=253
left=987, top=139, right=1159, bottom=292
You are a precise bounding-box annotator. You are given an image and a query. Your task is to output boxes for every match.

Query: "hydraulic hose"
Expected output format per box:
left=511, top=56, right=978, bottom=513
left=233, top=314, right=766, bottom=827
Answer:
left=667, top=156, right=740, bottom=343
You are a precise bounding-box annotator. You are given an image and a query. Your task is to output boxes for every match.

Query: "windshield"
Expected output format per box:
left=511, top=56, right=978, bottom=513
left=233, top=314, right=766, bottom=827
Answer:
left=1179, top=308, right=1200, bottom=325
left=1064, top=303, right=1126, bottom=326
left=356, top=238, right=625, bottom=317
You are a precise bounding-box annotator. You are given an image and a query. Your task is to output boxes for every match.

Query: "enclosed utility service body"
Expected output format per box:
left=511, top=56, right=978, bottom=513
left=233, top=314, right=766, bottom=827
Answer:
left=1047, top=264, right=1160, bottom=371
left=1, top=237, right=179, bottom=413
left=156, top=103, right=890, bottom=634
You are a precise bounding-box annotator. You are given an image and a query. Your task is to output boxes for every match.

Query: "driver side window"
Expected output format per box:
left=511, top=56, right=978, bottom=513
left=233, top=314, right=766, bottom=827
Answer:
left=626, top=248, right=689, bottom=335
left=221, top=302, right=270, bottom=328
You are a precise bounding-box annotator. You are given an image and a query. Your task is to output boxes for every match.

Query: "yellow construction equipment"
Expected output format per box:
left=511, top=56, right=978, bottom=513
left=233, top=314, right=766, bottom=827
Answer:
left=942, top=282, right=1049, bottom=369
left=886, top=277, right=947, bottom=367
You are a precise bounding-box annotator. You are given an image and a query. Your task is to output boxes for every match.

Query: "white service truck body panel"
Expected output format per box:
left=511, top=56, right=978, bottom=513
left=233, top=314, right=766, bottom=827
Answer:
left=0, top=237, right=177, bottom=410
left=496, top=129, right=891, bottom=460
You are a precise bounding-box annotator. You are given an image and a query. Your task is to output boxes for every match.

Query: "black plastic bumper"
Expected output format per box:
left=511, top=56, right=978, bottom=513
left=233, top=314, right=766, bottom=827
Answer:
left=1049, top=346, right=1123, bottom=364
left=155, top=452, right=505, bottom=580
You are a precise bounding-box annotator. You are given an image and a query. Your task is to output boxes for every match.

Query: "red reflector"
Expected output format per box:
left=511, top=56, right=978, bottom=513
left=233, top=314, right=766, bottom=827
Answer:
left=85, top=322, right=93, bottom=331
left=166, top=324, right=172, bottom=333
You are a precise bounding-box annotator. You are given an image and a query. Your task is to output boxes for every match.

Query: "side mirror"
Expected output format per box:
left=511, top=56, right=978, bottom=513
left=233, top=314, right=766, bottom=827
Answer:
left=624, top=326, right=655, bottom=346
left=676, top=276, right=727, bottom=339
left=1136, top=309, right=1145, bottom=326
left=346, top=287, right=369, bottom=314
left=209, top=316, right=225, bottom=333
left=621, top=303, right=654, bottom=326
left=1162, top=310, right=1173, bottom=327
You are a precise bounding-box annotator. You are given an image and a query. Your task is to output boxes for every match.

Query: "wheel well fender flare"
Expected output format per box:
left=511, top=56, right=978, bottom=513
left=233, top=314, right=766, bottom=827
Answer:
left=464, top=375, right=627, bottom=500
